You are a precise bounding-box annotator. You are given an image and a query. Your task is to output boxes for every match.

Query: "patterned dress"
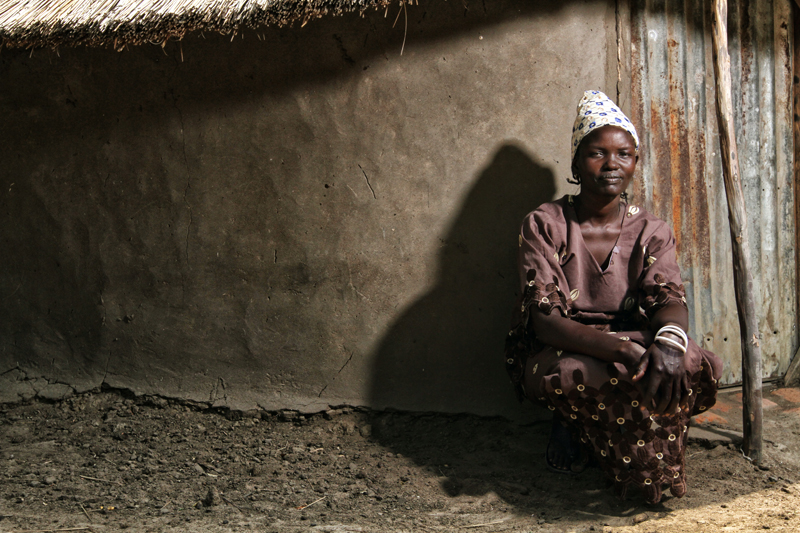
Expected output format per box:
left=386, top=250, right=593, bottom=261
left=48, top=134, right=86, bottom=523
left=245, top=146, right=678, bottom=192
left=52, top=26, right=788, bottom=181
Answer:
left=505, top=195, right=722, bottom=503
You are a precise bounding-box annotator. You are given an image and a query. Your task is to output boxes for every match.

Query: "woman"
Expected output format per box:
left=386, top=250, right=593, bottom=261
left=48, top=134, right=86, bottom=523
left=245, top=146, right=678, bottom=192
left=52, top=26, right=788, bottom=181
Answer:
left=505, top=90, right=722, bottom=504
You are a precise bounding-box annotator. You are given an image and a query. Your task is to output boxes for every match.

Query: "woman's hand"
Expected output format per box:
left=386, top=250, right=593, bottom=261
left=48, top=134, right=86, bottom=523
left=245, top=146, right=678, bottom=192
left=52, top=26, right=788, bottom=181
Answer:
left=631, top=334, right=689, bottom=414
left=619, top=340, right=647, bottom=368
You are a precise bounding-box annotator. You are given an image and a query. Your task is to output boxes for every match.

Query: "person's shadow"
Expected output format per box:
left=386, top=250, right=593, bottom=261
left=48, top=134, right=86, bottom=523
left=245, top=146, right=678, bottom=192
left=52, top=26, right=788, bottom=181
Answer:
left=368, top=142, right=556, bottom=418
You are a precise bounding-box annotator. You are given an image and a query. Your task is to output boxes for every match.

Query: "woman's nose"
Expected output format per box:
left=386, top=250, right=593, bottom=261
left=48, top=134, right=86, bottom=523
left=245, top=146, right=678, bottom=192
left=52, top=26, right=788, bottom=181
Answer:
left=604, top=156, right=620, bottom=169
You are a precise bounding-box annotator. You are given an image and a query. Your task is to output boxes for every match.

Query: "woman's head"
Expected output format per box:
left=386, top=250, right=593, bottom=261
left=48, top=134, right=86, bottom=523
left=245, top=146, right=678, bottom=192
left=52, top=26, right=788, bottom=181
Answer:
left=571, top=125, right=637, bottom=200
left=569, top=90, right=639, bottom=194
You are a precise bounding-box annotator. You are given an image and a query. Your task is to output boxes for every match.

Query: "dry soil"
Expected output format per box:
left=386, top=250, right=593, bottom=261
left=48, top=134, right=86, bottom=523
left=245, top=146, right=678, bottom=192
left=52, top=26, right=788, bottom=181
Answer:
left=1, top=390, right=799, bottom=532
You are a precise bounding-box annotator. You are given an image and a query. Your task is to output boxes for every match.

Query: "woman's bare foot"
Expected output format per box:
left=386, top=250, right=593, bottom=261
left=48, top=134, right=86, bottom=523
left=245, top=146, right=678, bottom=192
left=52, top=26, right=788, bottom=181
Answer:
left=546, top=414, right=588, bottom=474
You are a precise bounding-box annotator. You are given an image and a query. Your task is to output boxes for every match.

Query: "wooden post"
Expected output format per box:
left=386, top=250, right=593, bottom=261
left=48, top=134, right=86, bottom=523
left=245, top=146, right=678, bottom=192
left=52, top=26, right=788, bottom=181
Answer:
left=710, top=0, right=763, bottom=464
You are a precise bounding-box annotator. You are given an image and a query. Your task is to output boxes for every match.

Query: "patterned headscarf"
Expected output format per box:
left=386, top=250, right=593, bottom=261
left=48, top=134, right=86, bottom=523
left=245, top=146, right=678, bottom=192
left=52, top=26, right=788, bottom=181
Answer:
left=571, top=90, right=639, bottom=161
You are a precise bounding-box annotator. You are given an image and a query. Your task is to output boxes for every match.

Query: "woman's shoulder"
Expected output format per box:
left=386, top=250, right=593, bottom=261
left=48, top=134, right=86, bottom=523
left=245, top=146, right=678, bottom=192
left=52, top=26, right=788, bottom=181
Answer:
left=624, top=203, right=675, bottom=240
left=523, top=195, right=570, bottom=225
left=519, top=196, right=571, bottom=243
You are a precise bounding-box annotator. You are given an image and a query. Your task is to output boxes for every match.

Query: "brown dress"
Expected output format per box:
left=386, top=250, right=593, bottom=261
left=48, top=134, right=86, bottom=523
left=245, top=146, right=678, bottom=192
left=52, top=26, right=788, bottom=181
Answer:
left=505, top=195, right=722, bottom=503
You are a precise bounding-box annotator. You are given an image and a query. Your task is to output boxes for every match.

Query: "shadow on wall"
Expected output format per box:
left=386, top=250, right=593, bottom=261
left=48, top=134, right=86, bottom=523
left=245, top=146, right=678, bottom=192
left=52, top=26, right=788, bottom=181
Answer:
left=368, top=143, right=556, bottom=418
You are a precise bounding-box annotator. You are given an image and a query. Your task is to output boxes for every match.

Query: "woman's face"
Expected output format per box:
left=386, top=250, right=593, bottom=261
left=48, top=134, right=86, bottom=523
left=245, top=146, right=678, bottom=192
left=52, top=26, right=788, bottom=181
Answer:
left=572, top=125, right=638, bottom=199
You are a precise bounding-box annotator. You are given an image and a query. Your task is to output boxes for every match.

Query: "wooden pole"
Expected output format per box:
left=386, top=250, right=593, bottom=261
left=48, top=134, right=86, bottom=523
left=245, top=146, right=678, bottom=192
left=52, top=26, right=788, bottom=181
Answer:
left=710, top=0, right=763, bottom=464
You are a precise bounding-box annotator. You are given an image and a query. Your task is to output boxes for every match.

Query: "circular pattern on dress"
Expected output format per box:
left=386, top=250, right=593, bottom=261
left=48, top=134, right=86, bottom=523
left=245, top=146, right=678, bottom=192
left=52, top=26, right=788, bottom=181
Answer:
left=637, top=440, right=645, bottom=447
left=541, top=297, right=550, bottom=304
left=688, top=389, right=693, bottom=396
left=601, top=450, right=607, bottom=457
left=623, top=456, right=631, bottom=463
left=668, top=434, right=677, bottom=441
left=572, top=406, right=579, bottom=411
left=592, top=415, right=599, bottom=420
left=674, top=472, right=680, bottom=478
left=528, top=280, right=535, bottom=287
left=577, top=384, right=585, bottom=391
left=610, top=378, right=619, bottom=385
left=532, top=364, right=539, bottom=374
left=570, top=414, right=577, bottom=419
left=598, top=403, right=606, bottom=410
left=548, top=406, right=555, bottom=410
left=554, top=388, right=563, bottom=395
left=506, top=358, right=515, bottom=364
left=616, top=417, right=625, bottom=425
left=631, top=400, right=639, bottom=407
left=656, top=453, right=663, bottom=459
left=644, top=478, right=652, bottom=485
left=699, top=406, right=707, bottom=411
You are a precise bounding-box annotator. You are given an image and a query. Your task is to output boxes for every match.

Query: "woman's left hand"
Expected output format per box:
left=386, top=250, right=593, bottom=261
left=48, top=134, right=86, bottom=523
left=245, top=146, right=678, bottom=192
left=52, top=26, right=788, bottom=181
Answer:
left=631, top=337, right=689, bottom=415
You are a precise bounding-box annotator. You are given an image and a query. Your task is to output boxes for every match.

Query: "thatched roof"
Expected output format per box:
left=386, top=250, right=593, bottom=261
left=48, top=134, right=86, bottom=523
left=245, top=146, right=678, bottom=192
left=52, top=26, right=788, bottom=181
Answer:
left=0, top=0, right=392, bottom=49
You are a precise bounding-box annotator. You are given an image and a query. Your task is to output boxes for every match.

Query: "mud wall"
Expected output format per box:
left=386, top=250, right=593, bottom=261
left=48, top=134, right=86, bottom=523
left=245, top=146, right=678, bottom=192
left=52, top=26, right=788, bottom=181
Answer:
left=0, top=0, right=616, bottom=418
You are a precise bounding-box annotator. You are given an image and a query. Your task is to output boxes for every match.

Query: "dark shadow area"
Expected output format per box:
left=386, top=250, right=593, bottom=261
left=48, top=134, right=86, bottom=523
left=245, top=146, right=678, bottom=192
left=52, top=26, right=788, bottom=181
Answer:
left=364, top=410, right=654, bottom=522
left=1, top=0, right=577, bottom=107
left=368, top=143, right=555, bottom=416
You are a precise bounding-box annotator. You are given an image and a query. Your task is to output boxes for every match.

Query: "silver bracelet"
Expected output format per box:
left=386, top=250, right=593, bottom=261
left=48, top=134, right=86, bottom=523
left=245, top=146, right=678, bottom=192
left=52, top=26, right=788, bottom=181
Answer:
left=654, top=335, right=687, bottom=354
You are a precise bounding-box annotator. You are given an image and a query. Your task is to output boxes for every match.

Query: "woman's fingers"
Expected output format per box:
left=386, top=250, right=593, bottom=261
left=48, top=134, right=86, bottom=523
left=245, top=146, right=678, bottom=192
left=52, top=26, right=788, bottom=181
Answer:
left=632, top=352, right=649, bottom=382
left=666, top=378, right=681, bottom=414
left=654, top=382, right=671, bottom=414
left=643, top=374, right=660, bottom=411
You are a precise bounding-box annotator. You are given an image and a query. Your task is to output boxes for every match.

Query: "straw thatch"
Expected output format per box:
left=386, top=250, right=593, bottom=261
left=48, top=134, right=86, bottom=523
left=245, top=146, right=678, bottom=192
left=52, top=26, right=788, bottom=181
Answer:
left=0, top=0, right=394, bottom=49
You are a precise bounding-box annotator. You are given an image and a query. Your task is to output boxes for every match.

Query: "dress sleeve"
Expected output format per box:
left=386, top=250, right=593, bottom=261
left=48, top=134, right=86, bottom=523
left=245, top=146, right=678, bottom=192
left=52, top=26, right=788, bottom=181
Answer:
left=518, top=210, right=571, bottom=317
left=505, top=208, right=571, bottom=401
left=639, top=222, right=687, bottom=319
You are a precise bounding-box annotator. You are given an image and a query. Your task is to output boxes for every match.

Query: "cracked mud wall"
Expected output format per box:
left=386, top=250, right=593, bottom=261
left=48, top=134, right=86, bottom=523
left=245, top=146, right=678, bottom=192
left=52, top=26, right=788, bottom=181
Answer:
left=0, top=0, right=617, bottom=417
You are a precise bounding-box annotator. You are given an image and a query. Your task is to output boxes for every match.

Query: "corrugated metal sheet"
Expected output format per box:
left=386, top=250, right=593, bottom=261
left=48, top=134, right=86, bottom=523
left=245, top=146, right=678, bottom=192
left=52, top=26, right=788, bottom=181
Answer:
left=629, top=0, right=796, bottom=385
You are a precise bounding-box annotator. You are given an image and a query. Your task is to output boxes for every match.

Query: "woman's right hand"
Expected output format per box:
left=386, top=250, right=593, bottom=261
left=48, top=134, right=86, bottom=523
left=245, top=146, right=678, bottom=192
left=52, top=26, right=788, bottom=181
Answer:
left=630, top=338, right=689, bottom=414
left=619, top=340, right=647, bottom=369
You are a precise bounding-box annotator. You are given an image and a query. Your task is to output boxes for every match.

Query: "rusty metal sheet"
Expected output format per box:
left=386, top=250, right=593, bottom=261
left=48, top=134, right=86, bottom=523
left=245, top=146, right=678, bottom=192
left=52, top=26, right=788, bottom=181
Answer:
left=629, top=0, right=796, bottom=385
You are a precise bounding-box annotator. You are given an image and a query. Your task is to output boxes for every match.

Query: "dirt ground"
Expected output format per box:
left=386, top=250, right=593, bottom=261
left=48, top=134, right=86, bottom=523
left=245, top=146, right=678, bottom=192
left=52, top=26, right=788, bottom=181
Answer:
left=1, top=388, right=799, bottom=533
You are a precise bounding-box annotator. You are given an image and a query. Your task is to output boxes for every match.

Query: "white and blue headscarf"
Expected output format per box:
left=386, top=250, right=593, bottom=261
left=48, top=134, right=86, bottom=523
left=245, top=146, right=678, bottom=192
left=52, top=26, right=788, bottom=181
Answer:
left=571, top=90, right=639, bottom=161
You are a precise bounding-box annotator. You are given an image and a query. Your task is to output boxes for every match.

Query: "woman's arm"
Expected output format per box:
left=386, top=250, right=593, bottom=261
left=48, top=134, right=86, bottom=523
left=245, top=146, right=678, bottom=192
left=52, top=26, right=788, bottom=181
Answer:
left=529, top=308, right=645, bottom=367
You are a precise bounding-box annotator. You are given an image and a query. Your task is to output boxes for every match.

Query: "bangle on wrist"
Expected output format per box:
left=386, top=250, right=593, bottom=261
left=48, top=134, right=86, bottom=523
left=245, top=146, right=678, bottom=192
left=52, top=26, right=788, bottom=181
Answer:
left=654, top=335, right=687, bottom=353
left=655, top=325, right=688, bottom=354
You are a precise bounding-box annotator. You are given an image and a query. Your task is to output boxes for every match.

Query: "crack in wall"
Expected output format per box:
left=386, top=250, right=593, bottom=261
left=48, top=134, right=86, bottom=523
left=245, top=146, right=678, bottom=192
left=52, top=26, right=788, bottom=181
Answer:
left=1, top=363, right=24, bottom=376
left=358, top=164, right=377, bottom=199
left=101, top=350, right=113, bottom=386
left=317, top=349, right=355, bottom=397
